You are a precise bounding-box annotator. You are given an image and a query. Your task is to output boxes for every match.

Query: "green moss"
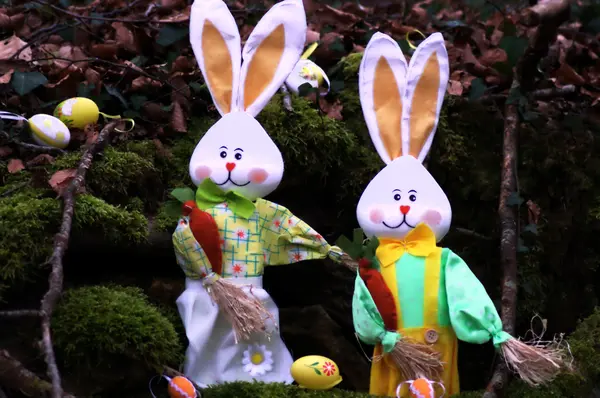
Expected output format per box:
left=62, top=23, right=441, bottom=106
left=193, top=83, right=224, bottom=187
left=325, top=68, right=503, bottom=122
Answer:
left=52, top=147, right=160, bottom=209
left=0, top=192, right=147, bottom=299
left=152, top=201, right=180, bottom=233
left=52, top=285, right=182, bottom=373
left=202, top=382, right=372, bottom=398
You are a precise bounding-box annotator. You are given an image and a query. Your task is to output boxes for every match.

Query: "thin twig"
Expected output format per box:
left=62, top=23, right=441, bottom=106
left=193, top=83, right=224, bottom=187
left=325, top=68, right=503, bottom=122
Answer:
left=0, top=131, right=66, bottom=155
left=0, top=122, right=118, bottom=398
left=42, top=121, right=118, bottom=398
left=0, top=350, right=75, bottom=398
left=484, top=1, right=571, bottom=397
left=34, top=0, right=150, bottom=23
left=455, top=227, right=493, bottom=241
left=0, top=181, right=29, bottom=198
left=0, top=309, right=41, bottom=317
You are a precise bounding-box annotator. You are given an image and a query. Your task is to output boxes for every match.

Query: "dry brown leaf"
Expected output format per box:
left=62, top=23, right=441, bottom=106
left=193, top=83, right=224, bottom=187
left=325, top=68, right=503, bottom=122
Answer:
left=306, top=28, right=320, bottom=44
left=142, top=102, right=170, bottom=122
left=0, top=69, right=13, bottom=84
left=84, top=68, right=102, bottom=86
left=27, top=154, right=55, bottom=167
left=89, top=42, right=118, bottom=60
left=489, top=28, right=504, bottom=47
left=319, top=98, right=343, bottom=120
left=447, top=80, right=463, bottom=96
left=0, top=35, right=32, bottom=61
left=112, top=22, right=138, bottom=53
left=26, top=12, right=43, bottom=30
left=556, top=63, right=586, bottom=86
left=123, top=60, right=145, bottom=73
left=84, top=124, right=99, bottom=145
left=7, top=158, right=24, bottom=173
left=526, top=200, right=541, bottom=225
left=171, top=56, right=194, bottom=73
left=0, top=146, right=13, bottom=157
left=156, top=6, right=191, bottom=23
left=161, top=0, right=184, bottom=8
left=153, top=138, right=173, bottom=158
left=0, top=12, right=23, bottom=29
left=479, top=48, right=507, bottom=67
left=48, top=169, right=77, bottom=196
left=171, top=100, right=187, bottom=133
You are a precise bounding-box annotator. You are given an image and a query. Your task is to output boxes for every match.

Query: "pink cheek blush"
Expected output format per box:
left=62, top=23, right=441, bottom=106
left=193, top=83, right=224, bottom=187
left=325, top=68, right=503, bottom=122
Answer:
left=194, top=166, right=212, bottom=180
left=369, top=208, right=384, bottom=224
left=421, top=210, right=442, bottom=226
left=248, top=168, right=269, bottom=184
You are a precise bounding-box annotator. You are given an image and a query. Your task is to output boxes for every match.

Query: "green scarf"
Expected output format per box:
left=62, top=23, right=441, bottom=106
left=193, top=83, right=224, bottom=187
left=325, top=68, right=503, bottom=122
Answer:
left=195, top=178, right=256, bottom=219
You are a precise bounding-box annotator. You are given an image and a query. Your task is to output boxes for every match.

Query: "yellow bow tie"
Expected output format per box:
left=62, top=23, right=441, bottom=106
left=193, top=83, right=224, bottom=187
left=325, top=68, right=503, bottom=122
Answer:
left=376, top=223, right=438, bottom=268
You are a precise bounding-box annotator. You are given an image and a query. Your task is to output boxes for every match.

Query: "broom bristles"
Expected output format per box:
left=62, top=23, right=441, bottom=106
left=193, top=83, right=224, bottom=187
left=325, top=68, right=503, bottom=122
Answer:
left=204, top=276, right=275, bottom=343
left=386, top=337, right=444, bottom=381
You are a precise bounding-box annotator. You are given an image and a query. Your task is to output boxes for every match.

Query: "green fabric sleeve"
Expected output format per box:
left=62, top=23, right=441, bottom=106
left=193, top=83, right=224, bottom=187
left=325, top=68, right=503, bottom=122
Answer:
left=352, top=270, right=400, bottom=352
left=445, top=249, right=512, bottom=348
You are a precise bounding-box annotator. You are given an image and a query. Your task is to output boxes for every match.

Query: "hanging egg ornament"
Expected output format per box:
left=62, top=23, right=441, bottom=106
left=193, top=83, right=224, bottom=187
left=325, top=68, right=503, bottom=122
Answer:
left=54, top=97, right=100, bottom=129
left=29, top=114, right=71, bottom=149
left=290, top=355, right=342, bottom=390
left=285, top=59, right=330, bottom=96
left=166, top=375, right=197, bottom=398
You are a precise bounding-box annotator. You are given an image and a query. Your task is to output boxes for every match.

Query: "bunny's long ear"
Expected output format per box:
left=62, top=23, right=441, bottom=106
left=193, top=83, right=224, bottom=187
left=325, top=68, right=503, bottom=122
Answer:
left=359, top=32, right=408, bottom=165
left=238, top=0, right=306, bottom=117
left=401, top=32, right=449, bottom=162
left=189, top=0, right=241, bottom=115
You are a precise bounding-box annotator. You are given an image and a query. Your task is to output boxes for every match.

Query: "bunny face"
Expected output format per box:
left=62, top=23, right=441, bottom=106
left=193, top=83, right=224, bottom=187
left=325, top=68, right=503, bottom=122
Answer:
left=188, top=0, right=306, bottom=199
left=357, top=32, right=451, bottom=242
left=357, top=156, right=451, bottom=240
left=189, top=112, right=283, bottom=201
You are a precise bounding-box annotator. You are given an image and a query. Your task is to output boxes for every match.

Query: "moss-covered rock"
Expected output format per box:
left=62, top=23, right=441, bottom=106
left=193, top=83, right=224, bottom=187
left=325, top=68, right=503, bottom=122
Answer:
left=52, top=147, right=161, bottom=210
left=53, top=285, right=182, bottom=394
left=0, top=190, right=147, bottom=300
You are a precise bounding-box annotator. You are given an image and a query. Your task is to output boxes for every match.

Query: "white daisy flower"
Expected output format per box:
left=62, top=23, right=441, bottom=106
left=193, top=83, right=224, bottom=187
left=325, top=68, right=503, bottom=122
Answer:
left=242, top=344, right=274, bottom=377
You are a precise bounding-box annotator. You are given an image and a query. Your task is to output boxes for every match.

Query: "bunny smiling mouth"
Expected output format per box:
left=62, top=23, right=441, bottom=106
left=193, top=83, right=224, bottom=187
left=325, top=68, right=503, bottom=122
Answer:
left=215, top=173, right=251, bottom=187
left=382, top=215, right=416, bottom=229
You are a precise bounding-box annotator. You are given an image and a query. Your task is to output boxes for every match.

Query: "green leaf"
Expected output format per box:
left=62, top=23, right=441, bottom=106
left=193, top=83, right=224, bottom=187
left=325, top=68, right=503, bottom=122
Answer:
left=131, top=55, right=148, bottom=67
left=501, top=21, right=518, bottom=37
left=517, top=237, right=529, bottom=253
left=500, top=36, right=528, bottom=67
left=312, top=368, right=322, bottom=375
left=468, top=78, right=486, bottom=101
left=507, top=192, right=524, bottom=207
left=11, top=71, right=47, bottom=95
left=105, top=85, right=128, bottom=108
left=77, top=82, right=94, bottom=97
left=189, top=82, right=205, bottom=93
left=123, top=110, right=140, bottom=118
left=523, top=224, right=538, bottom=235
left=170, top=187, right=195, bottom=203
left=309, top=362, right=319, bottom=366
left=130, top=95, right=148, bottom=110
left=353, top=228, right=364, bottom=245
left=330, top=79, right=344, bottom=93
left=492, top=61, right=513, bottom=77
left=328, top=38, right=345, bottom=53
left=298, top=83, right=317, bottom=97
left=157, top=26, right=189, bottom=47
left=163, top=200, right=182, bottom=219
left=506, top=86, right=524, bottom=105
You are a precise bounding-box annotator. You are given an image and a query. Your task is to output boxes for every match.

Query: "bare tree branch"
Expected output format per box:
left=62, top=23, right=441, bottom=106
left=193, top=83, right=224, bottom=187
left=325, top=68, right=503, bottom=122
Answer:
left=0, top=122, right=118, bottom=398
left=484, top=1, right=571, bottom=397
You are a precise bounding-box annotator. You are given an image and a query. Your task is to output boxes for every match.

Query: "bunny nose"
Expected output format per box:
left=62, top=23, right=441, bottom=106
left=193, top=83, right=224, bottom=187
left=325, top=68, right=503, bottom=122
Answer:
left=400, top=206, right=410, bottom=215
left=226, top=163, right=236, bottom=172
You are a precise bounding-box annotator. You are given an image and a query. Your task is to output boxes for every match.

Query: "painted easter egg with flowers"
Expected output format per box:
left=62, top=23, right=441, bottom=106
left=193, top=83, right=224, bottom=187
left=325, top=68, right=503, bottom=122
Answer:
left=54, top=97, right=100, bottom=129
left=290, top=355, right=342, bottom=390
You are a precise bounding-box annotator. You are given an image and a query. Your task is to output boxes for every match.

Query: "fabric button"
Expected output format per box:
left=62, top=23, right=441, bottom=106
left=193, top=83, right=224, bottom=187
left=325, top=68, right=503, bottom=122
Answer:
left=424, top=329, right=439, bottom=344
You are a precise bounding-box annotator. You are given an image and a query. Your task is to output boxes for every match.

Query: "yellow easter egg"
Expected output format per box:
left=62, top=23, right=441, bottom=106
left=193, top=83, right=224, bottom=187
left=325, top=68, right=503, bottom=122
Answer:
left=28, top=114, right=70, bottom=149
left=285, top=59, right=330, bottom=96
left=290, top=355, right=342, bottom=390
left=54, top=97, right=99, bottom=129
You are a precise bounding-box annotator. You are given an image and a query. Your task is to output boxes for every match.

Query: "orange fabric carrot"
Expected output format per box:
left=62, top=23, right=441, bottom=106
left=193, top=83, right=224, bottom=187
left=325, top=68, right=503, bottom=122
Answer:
left=182, top=200, right=223, bottom=275
left=359, top=258, right=398, bottom=331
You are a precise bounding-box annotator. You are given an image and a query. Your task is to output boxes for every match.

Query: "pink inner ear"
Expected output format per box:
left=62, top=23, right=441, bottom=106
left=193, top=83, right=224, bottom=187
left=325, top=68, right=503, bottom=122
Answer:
left=369, top=208, right=384, bottom=224
left=421, top=210, right=442, bottom=226
left=248, top=168, right=268, bottom=184
left=194, top=166, right=212, bottom=180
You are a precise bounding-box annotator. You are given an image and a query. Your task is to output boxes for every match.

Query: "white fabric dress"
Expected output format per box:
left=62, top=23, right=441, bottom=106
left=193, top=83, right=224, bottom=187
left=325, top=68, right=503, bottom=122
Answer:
left=172, top=199, right=342, bottom=387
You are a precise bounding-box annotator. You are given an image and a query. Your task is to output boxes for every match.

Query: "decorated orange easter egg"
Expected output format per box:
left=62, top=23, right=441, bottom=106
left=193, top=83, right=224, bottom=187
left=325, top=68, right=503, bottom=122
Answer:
left=409, top=377, right=435, bottom=398
left=290, top=355, right=342, bottom=390
left=167, top=376, right=197, bottom=398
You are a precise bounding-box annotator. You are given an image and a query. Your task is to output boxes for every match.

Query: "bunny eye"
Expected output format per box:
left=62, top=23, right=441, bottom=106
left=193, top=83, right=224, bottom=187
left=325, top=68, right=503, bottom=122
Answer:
left=234, top=153, right=242, bottom=160
left=393, top=193, right=401, bottom=201
left=219, top=151, right=227, bottom=158
left=409, top=194, right=417, bottom=202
